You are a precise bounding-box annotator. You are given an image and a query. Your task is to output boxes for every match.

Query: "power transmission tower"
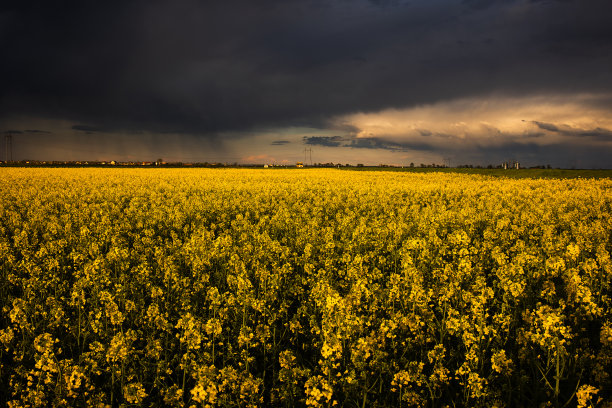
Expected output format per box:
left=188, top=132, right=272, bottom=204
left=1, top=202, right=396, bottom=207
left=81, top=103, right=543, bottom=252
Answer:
left=304, top=147, right=312, bottom=166
left=5, top=133, right=12, bottom=162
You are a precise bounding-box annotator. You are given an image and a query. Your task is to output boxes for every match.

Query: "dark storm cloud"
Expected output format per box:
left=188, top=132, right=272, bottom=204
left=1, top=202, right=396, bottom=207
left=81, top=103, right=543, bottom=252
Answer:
left=303, top=136, right=347, bottom=147
left=270, top=140, right=290, bottom=145
left=345, top=138, right=437, bottom=152
left=1, top=0, right=612, bottom=140
left=577, top=128, right=612, bottom=140
left=531, top=121, right=612, bottom=140
left=304, top=134, right=437, bottom=152
left=533, top=121, right=560, bottom=132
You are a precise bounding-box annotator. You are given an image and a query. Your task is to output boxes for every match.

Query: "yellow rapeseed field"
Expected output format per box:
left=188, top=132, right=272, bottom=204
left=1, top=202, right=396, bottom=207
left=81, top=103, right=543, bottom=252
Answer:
left=0, top=168, right=611, bottom=407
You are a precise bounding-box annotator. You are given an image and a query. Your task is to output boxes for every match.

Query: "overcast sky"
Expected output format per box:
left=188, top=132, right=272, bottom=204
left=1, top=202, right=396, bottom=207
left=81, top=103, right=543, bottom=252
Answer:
left=1, top=0, right=612, bottom=167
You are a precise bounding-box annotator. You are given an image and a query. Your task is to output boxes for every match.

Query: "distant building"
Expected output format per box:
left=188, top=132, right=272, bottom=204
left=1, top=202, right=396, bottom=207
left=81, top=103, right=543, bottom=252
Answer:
left=503, top=160, right=520, bottom=169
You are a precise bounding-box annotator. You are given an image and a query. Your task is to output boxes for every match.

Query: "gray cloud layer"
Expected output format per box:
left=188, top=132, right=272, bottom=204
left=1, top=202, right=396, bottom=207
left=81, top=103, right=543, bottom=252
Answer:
left=2, top=0, right=612, bottom=134
left=1, top=0, right=612, bottom=166
left=533, top=121, right=612, bottom=141
left=303, top=135, right=437, bottom=152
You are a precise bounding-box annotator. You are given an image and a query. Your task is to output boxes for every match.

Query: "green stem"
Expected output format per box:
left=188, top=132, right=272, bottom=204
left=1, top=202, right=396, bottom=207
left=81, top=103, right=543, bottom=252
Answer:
left=555, top=339, right=560, bottom=405
left=77, top=303, right=81, bottom=350
left=362, top=384, right=367, bottom=408
left=182, top=366, right=186, bottom=401
left=111, top=368, right=115, bottom=407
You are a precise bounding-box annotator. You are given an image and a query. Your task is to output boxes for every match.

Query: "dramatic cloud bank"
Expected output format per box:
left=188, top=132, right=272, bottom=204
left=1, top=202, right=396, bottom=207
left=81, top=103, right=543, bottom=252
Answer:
left=1, top=0, right=611, bottom=166
left=334, top=93, right=612, bottom=148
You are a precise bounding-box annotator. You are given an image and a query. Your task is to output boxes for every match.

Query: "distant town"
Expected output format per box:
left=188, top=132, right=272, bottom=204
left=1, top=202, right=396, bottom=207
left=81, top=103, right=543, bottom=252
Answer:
left=0, top=159, right=562, bottom=169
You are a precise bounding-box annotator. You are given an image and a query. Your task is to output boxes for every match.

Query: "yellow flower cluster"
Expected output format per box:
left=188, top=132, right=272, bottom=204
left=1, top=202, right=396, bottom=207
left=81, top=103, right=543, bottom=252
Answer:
left=0, top=167, right=611, bottom=407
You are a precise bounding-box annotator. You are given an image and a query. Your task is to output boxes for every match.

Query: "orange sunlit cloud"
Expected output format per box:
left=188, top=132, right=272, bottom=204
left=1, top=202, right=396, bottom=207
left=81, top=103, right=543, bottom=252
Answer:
left=334, top=93, right=612, bottom=147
